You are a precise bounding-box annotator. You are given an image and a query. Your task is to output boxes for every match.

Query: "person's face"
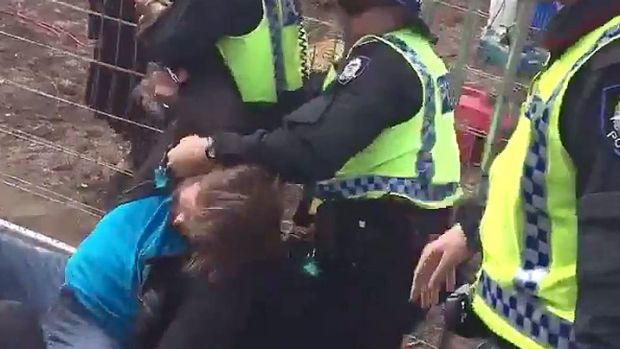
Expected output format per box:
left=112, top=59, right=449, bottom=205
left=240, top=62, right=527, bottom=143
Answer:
left=171, top=180, right=202, bottom=233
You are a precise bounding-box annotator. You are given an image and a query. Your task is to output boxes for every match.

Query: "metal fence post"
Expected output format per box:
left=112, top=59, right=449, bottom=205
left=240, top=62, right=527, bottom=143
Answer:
left=480, top=0, right=537, bottom=174
left=448, top=0, right=482, bottom=105
left=421, top=0, right=439, bottom=27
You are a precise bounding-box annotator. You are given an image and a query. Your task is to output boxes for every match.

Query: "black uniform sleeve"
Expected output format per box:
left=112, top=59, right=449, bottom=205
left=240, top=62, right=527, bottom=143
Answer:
left=453, top=195, right=485, bottom=252
left=211, top=41, right=424, bottom=183
left=558, top=41, right=620, bottom=349
left=139, top=0, right=261, bottom=68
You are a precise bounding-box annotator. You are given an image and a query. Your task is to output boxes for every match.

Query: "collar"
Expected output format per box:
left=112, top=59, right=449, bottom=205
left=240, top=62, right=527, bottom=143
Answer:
left=542, top=0, right=620, bottom=60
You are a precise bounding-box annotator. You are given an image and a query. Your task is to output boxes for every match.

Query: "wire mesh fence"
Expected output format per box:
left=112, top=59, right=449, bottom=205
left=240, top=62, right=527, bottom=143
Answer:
left=0, top=0, right=536, bottom=245
left=0, top=0, right=549, bottom=347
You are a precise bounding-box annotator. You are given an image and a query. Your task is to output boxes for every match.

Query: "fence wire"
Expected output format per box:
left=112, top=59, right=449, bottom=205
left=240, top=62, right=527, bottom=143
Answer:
left=0, top=2, right=539, bottom=347
left=0, top=0, right=525, bottom=236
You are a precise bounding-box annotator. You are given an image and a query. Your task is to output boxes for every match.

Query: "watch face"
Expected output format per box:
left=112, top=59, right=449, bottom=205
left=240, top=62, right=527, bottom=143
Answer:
left=205, top=137, right=216, bottom=159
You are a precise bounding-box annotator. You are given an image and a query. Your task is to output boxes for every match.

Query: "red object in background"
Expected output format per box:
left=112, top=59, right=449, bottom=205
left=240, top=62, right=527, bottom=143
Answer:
left=454, top=85, right=512, bottom=167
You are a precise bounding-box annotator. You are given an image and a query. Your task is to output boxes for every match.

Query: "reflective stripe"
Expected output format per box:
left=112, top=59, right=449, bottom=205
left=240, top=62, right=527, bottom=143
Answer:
left=518, top=92, right=553, bottom=293
left=478, top=271, right=575, bottom=349
left=264, top=0, right=285, bottom=93
left=515, top=24, right=620, bottom=293
left=383, top=34, right=437, bottom=184
left=315, top=175, right=459, bottom=202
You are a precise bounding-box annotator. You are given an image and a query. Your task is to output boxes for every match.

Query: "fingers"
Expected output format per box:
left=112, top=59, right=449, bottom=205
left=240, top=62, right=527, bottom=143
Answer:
left=430, top=287, right=439, bottom=308
left=419, top=287, right=440, bottom=309
left=421, top=288, right=430, bottom=309
left=428, top=253, right=458, bottom=293
left=445, top=267, right=456, bottom=293
left=410, top=244, right=439, bottom=302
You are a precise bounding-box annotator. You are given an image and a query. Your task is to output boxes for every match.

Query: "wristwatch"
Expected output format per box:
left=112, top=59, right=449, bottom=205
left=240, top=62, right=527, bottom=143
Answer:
left=203, top=136, right=216, bottom=159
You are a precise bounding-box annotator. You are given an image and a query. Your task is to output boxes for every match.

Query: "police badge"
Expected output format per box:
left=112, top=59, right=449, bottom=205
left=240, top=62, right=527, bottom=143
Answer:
left=337, top=56, right=370, bottom=85
left=601, top=85, right=620, bottom=157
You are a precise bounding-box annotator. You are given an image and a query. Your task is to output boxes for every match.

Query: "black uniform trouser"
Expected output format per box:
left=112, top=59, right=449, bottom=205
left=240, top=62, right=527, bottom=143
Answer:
left=310, top=199, right=451, bottom=349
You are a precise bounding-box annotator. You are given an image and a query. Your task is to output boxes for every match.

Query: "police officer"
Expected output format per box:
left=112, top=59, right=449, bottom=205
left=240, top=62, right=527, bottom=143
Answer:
left=166, top=0, right=462, bottom=347
left=411, top=1, right=620, bottom=348
left=124, top=0, right=310, bottom=198
left=137, top=0, right=309, bottom=129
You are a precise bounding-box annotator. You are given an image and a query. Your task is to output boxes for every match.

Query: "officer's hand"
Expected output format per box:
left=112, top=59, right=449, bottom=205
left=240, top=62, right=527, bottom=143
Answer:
left=410, top=224, right=471, bottom=309
left=138, top=64, right=188, bottom=112
left=167, top=135, right=215, bottom=178
left=152, top=68, right=187, bottom=105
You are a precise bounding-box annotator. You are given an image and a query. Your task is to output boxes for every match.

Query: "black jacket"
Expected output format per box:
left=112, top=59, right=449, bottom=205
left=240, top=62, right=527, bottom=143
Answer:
left=124, top=0, right=309, bottom=202
left=455, top=1, right=620, bottom=347
left=135, top=257, right=317, bottom=349
left=139, top=0, right=261, bottom=70
left=211, top=27, right=429, bottom=183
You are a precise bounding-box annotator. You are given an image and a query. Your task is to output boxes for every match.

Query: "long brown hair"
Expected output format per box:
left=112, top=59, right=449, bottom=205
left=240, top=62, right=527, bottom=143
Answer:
left=177, top=165, right=285, bottom=279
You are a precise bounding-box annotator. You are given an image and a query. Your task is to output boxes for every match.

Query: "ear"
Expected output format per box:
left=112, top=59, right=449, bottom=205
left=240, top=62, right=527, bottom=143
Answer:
left=172, top=212, right=185, bottom=227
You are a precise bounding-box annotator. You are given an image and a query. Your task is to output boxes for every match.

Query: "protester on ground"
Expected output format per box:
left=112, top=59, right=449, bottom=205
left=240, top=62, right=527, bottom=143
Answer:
left=135, top=165, right=315, bottom=349
left=39, top=1, right=315, bottom=347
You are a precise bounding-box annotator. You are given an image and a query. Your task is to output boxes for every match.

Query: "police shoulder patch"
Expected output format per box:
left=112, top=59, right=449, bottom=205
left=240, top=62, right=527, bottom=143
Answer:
left=601, top=85, right=620, bottom=157
left=337, top=56, right=370, bottom=85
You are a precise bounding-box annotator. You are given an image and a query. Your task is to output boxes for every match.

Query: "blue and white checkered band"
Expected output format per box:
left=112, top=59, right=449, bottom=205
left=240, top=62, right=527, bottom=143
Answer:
left=479, top=271, right=575, bottom=349
left=315, top=176, right=459, bottom=201
left=263, top=0, right=285, bottom=93
left=316, top=35, right=458, bottom=203
left=514, top=23, right=620, bottom=295
left=383, top=34, right=437, bottom=184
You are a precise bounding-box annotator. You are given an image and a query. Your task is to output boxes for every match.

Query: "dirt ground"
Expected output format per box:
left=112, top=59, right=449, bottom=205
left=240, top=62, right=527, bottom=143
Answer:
left=0, top=0, right=131, bottom=244
left=0, top=0, right=503, bottom=347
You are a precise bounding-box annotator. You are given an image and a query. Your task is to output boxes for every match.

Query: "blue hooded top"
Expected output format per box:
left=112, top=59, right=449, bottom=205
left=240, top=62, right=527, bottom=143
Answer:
left=64, top=194, right=187, bottom=343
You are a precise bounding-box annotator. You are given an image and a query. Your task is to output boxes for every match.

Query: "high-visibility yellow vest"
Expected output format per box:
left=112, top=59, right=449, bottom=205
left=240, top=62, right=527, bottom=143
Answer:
left=216, top=0, right=306, bottom=104
left=472, top=16, right=620, bottom=349
left=314, top=29, right=462, bottom=209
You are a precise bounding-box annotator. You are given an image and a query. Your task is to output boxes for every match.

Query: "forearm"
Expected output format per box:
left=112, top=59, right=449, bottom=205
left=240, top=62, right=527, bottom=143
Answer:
left=213, top=128, right=339, bottom=184
left=174, top=43, right=423, bottom=183
left=453, top=176, right=488, bottom=253
left=213, top=86, right=418, bottom=183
